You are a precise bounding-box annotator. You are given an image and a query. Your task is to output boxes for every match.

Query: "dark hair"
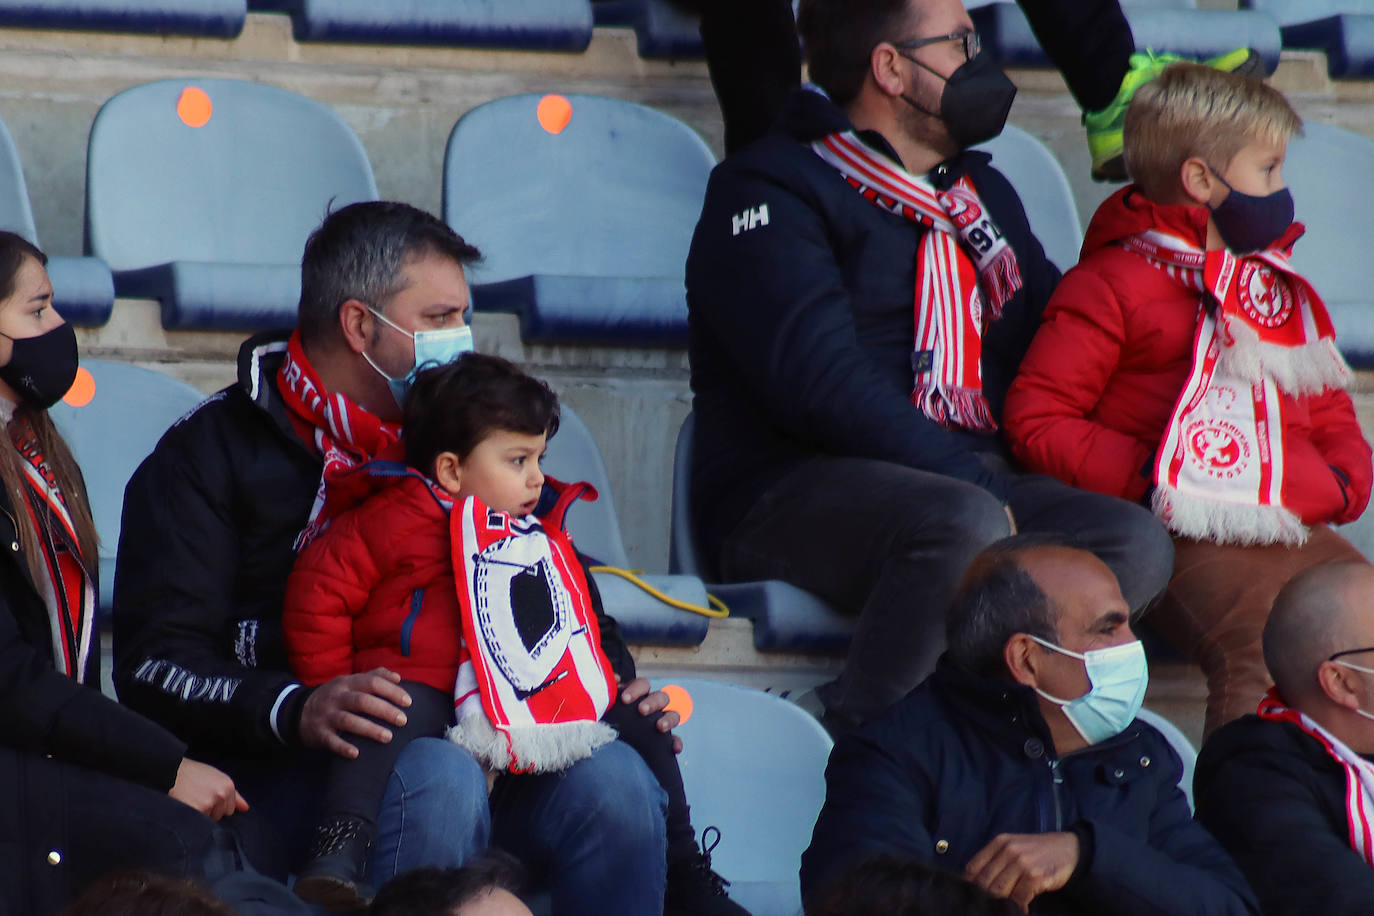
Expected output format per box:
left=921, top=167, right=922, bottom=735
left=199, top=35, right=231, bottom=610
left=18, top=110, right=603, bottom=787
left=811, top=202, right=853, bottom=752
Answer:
left=807, top=855, right=1017, bottom=916
left=0, top=230, right=46, bottom=301
left=945, top=533, right=1081, bottom=677
left=61, top=871, right=237, bottom=916
left=797, top=0, right=915, bottom=107
left=403, top=353, right=560, bottom=474
left=370, top=855, right=528, bottom=916
left=297, top=201, right=481, bottom=348
left=0, top=232, right=99, bottom=580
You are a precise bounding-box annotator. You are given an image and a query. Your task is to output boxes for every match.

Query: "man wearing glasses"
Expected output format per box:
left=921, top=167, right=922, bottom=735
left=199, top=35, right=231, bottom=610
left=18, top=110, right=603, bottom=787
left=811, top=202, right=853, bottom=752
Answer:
left=1195, top=562, right=1374, bottom=916
left=685, top=0, right=1172, bottom=731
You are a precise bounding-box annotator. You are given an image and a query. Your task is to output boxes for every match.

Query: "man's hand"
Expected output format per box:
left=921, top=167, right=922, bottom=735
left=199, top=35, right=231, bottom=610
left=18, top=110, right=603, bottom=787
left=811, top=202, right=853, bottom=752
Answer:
left=621, top=677, right=684, bottom=754
left=299, top=668, right=412, bottom=759
left=964, top=831, right=1079, bottom=913
left=169, top=758, right=249, bottom=821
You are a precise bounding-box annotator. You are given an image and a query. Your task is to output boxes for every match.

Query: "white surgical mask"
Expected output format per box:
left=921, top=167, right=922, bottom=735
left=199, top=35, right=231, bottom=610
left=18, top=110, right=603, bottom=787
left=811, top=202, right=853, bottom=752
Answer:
left=363, top=306, right=474, bottom=406
left=1030, top=635, right=1149, bottom=745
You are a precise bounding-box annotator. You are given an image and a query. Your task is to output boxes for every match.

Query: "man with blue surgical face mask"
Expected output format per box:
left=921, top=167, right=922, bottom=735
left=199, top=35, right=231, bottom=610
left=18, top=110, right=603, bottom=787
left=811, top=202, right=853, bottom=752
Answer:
left=802, top=535, right=1257, bottom=916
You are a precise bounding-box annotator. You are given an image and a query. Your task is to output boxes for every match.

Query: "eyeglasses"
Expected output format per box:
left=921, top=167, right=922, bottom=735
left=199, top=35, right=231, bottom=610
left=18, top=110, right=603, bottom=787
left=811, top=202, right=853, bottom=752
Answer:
left=892, top=30, right=980, bottom=63
left=1330, top=646, right=1374, bottom=662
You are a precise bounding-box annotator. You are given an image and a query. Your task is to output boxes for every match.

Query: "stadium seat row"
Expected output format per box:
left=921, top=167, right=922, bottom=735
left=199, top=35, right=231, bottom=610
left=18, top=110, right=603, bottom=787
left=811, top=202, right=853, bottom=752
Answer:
left=0, top=80, right=714, bottom=344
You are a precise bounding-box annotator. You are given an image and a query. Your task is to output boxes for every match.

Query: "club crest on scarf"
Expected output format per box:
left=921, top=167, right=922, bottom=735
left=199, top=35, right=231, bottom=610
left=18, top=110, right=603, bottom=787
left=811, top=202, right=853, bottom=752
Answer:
left=1236, top=262, right=1293, bottom=330
left=449, top=489, right=618, bottom=774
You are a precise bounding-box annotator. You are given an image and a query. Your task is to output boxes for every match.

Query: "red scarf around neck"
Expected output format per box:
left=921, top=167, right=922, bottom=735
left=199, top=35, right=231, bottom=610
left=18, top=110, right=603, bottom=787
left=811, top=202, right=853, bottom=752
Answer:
left=812, top=131, right=1022, bottom=431
left=11, top=415, right=94, bottom=683
left=277, top=331, right=402, bottom=549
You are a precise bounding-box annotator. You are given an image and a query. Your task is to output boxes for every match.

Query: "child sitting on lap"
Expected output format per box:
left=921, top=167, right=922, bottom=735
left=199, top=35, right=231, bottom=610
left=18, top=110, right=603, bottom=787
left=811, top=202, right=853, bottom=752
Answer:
left=283, top=354, right=746, bottom=915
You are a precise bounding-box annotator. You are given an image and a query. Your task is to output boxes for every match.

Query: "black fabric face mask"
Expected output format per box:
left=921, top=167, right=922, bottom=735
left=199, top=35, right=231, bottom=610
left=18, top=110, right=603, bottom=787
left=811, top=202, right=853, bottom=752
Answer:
left=902, top=49, right=1018, bottom=150
left=0, top=321, right=78, bottom=409
left=1207, top=166, right=1295, bottom=254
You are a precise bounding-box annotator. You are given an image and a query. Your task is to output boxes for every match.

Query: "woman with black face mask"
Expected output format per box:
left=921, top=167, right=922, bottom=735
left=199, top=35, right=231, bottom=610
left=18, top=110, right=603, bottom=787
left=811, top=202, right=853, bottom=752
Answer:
left=0, top=231, right=252, bottom=912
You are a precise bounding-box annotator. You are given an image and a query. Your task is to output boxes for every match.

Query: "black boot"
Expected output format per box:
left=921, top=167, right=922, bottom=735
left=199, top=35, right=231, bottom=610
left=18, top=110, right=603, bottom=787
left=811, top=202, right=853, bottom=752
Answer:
left=293, top=814, right=375, bottom=911
left=664, top=827, right=752, bottom=916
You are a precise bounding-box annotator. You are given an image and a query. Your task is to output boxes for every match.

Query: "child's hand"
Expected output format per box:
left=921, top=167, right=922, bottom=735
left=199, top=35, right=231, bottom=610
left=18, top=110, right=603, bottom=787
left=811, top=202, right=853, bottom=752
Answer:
left=620, top=677, right=684, bottom=754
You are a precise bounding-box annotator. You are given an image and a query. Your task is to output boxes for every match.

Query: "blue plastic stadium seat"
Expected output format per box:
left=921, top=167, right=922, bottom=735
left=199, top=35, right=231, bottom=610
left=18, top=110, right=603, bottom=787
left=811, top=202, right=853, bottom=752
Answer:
left=975, top=124, right=1083, bottom=273
left=662, top=677, right=832, bottom=916
left=443, top=93, right=715, bottom=346
left=85, top=78, right=378, bottom=331
left=49, top=360, right=206, bottom=617
left=670, top=412, right=853, bottom=654
left=542, top=405, right=710, bottom=646
left=1276, top=123, right=1374, bottom=368
left=279, top=0, right=593, bottom=50
left=1245, top=1, right=1374, bottom=77
left=1136, top=707, right=1198, bottom=808
left=0, top=111, right=113, bottom=325
left=0, top=0, right=245, bottom=36
left=970, top=1, right=1282, bottom=74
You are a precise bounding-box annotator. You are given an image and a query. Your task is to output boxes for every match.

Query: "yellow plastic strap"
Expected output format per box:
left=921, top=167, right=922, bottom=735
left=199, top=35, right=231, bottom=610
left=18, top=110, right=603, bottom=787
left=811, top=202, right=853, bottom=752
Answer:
left=588, top=566, right=730, bottom=619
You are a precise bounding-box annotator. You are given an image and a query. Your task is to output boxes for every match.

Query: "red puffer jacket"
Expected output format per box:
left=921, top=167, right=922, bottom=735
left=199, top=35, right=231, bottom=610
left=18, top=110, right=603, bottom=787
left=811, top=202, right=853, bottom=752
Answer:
left=283, top=465, right=621, bottom=694
left=1004, top=186, right=1372, bottom=526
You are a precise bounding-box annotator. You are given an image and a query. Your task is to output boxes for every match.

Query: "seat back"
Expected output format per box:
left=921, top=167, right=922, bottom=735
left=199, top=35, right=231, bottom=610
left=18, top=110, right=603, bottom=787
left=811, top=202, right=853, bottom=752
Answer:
left=86, top=78, right=378, bottom=272
left=1280, top=123, right=1374, bottom=366
left=668, top=411, right=703, bottom=577
left=974, top=124, right=1083, bottom=273
left=0, top=0, right=246, bottom=36
left=539, top=403, right=632, bottom=568
left=443, top=93, right=714, bottom=287
left=1136, top=707, right=1198, bottom=809
left=1243, top=0, right=1374, bottom=27
left=0, top=111, right=39, bottom=244
left=287, top=0, right=594, bottom=50
left=665, top=677, right=833, bottom=914
left=49, top=361, right=207, bottom=610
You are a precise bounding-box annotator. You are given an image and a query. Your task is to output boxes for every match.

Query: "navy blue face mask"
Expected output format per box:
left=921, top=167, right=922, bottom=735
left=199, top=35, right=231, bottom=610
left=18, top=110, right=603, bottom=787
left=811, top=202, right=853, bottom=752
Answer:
left=1207, top=166, right=1294, bottom=254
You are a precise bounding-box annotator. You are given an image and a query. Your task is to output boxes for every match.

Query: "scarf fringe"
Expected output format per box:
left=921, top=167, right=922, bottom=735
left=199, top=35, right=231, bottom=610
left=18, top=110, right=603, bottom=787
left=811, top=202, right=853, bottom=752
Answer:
left=983, top=246, right=1022, bottom=322
left=1220, top=320, right=1352, bottom=395
left=914, top=385, right=996, bottom=432
left=448, top=711, right=618, bottom=773
left=1152, top=483, right=1309, bottom=547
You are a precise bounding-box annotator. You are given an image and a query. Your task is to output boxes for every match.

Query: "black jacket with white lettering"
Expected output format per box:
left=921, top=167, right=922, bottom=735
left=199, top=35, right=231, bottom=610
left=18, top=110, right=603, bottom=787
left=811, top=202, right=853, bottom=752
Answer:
left=685, top=88, right=1061, bottom=566
left=113, top=332, right=320, bottom=756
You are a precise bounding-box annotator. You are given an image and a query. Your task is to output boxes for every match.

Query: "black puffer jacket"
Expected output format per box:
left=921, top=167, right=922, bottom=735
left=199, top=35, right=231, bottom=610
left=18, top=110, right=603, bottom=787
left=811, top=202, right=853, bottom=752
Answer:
left=114, top=333, right=637, bottom=759
left=1195, top=713, right=1374, bottom=916
left=800, top=661, right=1258, bottom=915
left=685, top=88, right=1061, bottom=568
left=0, top=463, right=190, bottom=912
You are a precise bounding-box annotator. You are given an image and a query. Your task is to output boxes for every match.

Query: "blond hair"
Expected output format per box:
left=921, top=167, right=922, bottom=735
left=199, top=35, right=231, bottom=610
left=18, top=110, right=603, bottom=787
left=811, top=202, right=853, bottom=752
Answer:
left=1123, top=62, right=1302, bottom=201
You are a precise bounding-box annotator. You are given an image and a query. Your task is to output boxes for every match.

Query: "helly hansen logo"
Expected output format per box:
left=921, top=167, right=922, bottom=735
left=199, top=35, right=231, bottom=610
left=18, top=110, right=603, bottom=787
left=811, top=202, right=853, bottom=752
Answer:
left=732, top=203, right=770, bottom=236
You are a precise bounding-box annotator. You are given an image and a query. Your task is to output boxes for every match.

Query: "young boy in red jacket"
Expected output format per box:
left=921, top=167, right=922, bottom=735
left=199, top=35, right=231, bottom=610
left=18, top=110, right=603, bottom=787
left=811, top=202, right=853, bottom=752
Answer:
left=282, top=354, right=746, bottom=915
left=1004, top=63, right=1373, bottom=739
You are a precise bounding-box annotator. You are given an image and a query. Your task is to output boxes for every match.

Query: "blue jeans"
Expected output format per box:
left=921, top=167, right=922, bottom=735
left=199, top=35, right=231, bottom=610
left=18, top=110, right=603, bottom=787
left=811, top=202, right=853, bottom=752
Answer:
left=491, top=740, right=668, bottom=916
left=225, top=737, right=489, bottom=885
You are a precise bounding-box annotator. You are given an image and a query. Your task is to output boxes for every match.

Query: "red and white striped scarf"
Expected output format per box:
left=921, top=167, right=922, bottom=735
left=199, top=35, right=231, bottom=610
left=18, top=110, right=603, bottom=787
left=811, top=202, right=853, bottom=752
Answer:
left=448, top=484, right=617, bottom=774
left=1258, top=689, right=1374, bottom=866
left=1129, top=229, right=1351, bottom=545
left=276, top=330, right=402, bottom=549
left=11, top=415, right=95, bottom=683
left=812, top=132, right=1022, bottom=431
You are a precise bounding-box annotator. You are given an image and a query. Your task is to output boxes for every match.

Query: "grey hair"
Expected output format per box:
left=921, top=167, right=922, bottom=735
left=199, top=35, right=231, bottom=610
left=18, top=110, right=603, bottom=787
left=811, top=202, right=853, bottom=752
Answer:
left=945, top=534, right=1078, bottom=677
left=297, top=200, right=481, bottom=348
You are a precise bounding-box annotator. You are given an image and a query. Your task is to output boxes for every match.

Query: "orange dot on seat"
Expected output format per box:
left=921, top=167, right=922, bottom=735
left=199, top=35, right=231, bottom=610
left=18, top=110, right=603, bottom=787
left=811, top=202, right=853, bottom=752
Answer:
left=177, top=86, right=213, bottom=128
left=661, top=684, right=694, bottom=726
left=62, top=367, right=95, bottom=408
left=536, top=94, right=573, bottom=135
